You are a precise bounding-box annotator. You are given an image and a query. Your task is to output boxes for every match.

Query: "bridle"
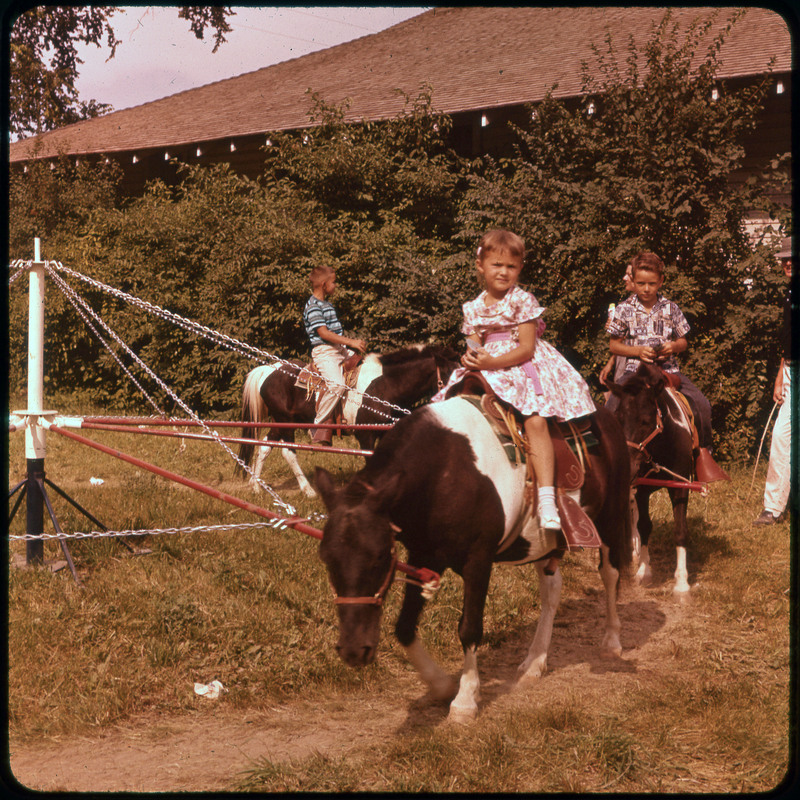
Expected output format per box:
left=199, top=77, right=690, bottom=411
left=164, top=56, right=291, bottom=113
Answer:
left=625, top=406, right=663, bottom=455
left=330, top=523, right=401, bottom=607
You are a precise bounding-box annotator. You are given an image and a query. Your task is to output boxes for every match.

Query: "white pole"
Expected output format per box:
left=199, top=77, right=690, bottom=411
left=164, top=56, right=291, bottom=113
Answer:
left=26, top=237, right=47, bottom=459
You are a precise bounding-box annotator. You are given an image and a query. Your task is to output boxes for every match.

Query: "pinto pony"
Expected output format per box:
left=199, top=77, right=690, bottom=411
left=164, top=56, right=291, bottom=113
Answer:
left=608, top=363, right=703, bottom=593
left=238, top=345, right=459, bottom=497
left=316, top=396, right=632, bottom=721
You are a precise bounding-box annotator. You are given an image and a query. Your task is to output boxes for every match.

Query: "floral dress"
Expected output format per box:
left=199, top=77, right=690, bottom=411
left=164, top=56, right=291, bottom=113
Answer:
left=433, top=285, right=595, bottom=421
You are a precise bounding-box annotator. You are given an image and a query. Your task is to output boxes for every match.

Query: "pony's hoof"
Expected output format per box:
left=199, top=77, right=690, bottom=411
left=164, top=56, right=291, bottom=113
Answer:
left=517, top=659, right=547, bottom=686
left=302, top=487, right=318, bottom=498
left=673, top=584, right=692, bottom=601
left=447, top=704, right=478, bottom=723
left=634, top=568, right=653, bottom=587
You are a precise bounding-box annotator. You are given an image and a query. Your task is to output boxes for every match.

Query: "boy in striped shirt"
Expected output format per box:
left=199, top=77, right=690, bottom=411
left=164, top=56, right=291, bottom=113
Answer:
left=303, top=265, right=366, bottom=445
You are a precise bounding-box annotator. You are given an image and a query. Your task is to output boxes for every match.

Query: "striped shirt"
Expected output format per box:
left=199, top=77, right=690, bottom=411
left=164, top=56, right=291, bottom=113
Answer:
left=303, top=295, right=343, bottom=349
left=607, top=293, right=690, bottom=374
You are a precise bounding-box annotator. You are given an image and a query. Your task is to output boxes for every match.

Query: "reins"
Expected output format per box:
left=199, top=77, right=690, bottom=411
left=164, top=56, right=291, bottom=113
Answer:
left=625, top=404, right=707, bottom=494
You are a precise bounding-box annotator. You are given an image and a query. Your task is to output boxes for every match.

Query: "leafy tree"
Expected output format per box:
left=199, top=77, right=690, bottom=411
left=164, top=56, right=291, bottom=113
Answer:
left=460, top=8, right=791, bottom=458
left=7, top=5, right=234, bottom=137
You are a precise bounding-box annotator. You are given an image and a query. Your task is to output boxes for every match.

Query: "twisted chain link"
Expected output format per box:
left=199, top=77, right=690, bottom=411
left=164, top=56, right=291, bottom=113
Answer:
left=42, top=263, right=297, bottom=516
left=8, top=260, right=28, bottom=285
left=48, top=260, right=411, bottom=422
left=46, top=267, right=167, bottom=416
left=9, top=517, right=326, bottom=542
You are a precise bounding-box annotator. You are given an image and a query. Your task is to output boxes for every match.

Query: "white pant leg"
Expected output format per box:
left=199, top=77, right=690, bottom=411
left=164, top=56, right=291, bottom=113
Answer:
left=764, top=364, right=792, bottom=515
left=312, top=344, right=350, bottom=424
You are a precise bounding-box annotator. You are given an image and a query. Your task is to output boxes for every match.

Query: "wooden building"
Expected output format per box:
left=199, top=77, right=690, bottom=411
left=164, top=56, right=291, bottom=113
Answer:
left=9, top=6, right=792, bottom=206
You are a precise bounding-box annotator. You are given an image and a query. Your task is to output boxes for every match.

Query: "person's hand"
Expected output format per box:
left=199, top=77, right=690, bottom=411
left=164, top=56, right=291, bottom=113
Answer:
left=639, top=345, right=659, bottom=363
left=599, top=362, right=611, bottom=387
left=774, top=372, right=785, bottom=404
left=462, top=347, right=491, bottom=370
left=350, top=338, right=367, bottom=353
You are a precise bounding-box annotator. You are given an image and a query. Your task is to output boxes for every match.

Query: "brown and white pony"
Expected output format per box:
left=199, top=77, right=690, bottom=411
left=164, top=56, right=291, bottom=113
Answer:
left=316, top=396, right=633, bottom=721
left=238, top=345, right=459, bottom=496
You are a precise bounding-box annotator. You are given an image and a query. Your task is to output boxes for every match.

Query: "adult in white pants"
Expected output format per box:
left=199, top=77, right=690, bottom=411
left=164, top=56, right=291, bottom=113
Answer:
left=755, top=239, right=793, bottom=525
left=755, top=359, right=792, bottom=524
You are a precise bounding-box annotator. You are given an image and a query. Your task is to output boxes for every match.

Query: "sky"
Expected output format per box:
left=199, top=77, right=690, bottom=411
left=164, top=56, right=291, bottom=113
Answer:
left=72, top=6, right=430, bottom=113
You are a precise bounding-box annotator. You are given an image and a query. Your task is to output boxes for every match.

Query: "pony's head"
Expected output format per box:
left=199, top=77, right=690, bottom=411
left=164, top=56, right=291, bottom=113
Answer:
left=315, top=467, right=401, bottom=667
left=608, top=363, right=666, bottom=475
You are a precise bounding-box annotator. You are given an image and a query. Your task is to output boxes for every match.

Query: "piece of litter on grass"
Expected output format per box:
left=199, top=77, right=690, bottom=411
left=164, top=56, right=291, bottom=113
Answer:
left=194, top=679, right=226, bottom=699
left=89, top=477, right=104, bottom=486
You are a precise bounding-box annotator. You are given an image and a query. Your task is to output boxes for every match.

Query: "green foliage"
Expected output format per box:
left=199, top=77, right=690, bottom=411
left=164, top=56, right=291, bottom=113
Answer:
left=8, top=6, right=234, bottom=136
left=460, top=8, right=790, bottom=458
left=6, top=10, right=790, bottom=457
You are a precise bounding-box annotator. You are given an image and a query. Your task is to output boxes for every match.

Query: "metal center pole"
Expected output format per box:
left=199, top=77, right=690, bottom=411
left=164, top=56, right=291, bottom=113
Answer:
left=20, top=238, right=55, bottom=564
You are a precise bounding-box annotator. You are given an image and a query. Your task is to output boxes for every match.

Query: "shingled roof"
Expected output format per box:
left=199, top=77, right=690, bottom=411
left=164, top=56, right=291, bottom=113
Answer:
left=9, top=5, right=792, bottom=162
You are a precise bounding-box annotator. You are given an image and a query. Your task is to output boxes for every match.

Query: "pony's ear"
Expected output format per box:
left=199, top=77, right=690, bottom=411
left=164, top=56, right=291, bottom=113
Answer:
left=644, top=370, right=666, bottom=396
left=364, top=472, right=402, bottom=515
left=607, top=380, right=625, bottom=398
left=314, top=468, right=339, bottom=511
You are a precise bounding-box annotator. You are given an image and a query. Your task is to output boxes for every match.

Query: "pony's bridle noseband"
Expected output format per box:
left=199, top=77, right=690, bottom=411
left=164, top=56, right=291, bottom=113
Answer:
left=626, top=406, right=663, bottom=454
left=330, top=523, right=401, bottom=607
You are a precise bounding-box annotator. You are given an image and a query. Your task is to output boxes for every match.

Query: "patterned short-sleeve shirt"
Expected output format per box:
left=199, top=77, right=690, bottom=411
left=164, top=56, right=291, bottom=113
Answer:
left=303, top=295, right=343, bottom=349
left=607, top=293, right=690, bottom=373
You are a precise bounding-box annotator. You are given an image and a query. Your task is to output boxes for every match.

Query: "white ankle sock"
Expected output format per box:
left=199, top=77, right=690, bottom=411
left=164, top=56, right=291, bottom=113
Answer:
left=538, top=486, right=557, bottom=513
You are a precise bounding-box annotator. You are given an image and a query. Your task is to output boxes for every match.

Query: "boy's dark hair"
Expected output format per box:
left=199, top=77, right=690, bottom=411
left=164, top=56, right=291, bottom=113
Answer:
left=631, top=252, right=665, bottom=279
left=309, top=264, right=334, bottom=289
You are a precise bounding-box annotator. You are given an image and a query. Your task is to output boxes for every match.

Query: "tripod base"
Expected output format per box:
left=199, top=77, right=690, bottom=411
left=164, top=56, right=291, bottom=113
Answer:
left=9, top=470, right=151, bottom=586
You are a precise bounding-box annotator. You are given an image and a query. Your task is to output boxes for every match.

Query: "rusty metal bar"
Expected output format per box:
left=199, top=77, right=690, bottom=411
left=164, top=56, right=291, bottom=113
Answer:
left=44, top=423, right=436, bottom=583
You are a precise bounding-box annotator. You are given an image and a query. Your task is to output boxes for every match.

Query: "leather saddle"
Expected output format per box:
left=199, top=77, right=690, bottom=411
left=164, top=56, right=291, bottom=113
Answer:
left=660, top=374, right=729, bottom=484
left=452, top=372, right=601, bottom=550
left=295, top=353, right=363, bottom=396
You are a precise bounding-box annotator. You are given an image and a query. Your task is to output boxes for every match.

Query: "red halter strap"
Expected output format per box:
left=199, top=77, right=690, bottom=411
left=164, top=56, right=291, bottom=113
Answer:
left=626, top=406, right=663, bottom=454
left=331, top=545, right=398, bottom=607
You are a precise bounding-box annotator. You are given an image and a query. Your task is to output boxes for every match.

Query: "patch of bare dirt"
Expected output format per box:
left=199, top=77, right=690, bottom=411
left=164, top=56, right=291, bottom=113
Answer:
left=8, top=581, right=685, bottom=793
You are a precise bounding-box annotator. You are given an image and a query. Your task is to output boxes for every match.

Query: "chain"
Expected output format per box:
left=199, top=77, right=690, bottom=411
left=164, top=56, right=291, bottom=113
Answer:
left=8, top=260, right=28, bottom=285
left=48, top=260, right=411, bottom=422
left=43, top=263, right=297, bottom=516
left=47, top=267, right=166, bottom=416
left=8, top=516, right=327, bottom=542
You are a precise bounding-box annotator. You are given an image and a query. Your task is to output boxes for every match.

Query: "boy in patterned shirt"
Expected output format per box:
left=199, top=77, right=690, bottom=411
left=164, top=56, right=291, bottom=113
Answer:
left=605, top=251, right=713, bottom=450
left=303, top=265, right=366, bottom=445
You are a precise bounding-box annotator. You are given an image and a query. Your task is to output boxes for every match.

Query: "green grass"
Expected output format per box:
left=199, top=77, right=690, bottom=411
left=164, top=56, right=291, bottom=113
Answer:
left=6, top=392, right=792, bottom=792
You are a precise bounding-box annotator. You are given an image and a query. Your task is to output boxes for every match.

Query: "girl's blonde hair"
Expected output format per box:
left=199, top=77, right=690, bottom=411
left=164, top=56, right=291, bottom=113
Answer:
left=476, top=229, right=525, bottom=261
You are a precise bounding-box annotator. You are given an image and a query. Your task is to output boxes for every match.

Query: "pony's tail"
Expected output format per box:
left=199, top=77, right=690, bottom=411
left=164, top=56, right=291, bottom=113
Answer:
left=237, top=367, right=268, bottom=472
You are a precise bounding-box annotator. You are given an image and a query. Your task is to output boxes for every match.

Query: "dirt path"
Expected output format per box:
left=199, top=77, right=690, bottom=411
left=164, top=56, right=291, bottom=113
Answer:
left=8, top=585, right=683, bottom=792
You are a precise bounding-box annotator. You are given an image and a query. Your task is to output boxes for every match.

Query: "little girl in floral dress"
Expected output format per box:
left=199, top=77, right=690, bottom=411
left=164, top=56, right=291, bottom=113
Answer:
left=434, top=229, right=595, bottom=530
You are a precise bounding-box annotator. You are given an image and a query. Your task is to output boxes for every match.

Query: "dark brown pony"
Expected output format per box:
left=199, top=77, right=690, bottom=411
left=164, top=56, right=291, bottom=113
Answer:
left=238, top=345, right=459, bottom=497
left=608, top=363, right=697, bottom=593
left=316, top=396, right=633, bottom=720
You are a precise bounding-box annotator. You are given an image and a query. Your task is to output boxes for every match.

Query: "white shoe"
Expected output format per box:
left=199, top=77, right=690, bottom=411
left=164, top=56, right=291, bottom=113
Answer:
left=538, top=506, right=561, bottom=530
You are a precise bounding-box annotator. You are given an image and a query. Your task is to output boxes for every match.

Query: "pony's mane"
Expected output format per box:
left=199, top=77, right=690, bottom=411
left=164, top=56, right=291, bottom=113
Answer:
left=379, top=344, right=459, bottom=367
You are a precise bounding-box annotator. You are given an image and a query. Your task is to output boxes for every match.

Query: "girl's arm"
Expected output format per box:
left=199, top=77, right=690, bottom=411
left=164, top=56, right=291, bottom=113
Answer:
left=463, top=321, right=537, bottom=371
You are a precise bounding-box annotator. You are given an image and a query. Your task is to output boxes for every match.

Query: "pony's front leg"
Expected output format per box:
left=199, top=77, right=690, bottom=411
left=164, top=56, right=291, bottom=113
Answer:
left=633, top=489, right=653, bottom=586
left=397, top=583, right=455, bottom=704
left=447, top=557, right=494, bottom=721
left=598, top=544, right=622, bottom=657
left=518, top=560, right=562, bottom=684
left=281, top=448, right=316, bottom=497
left=449, top=645, right=480, bottom=722
left=248, top=439, right=271, bottom=490
left=670, top=488, right=691, bottom=595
